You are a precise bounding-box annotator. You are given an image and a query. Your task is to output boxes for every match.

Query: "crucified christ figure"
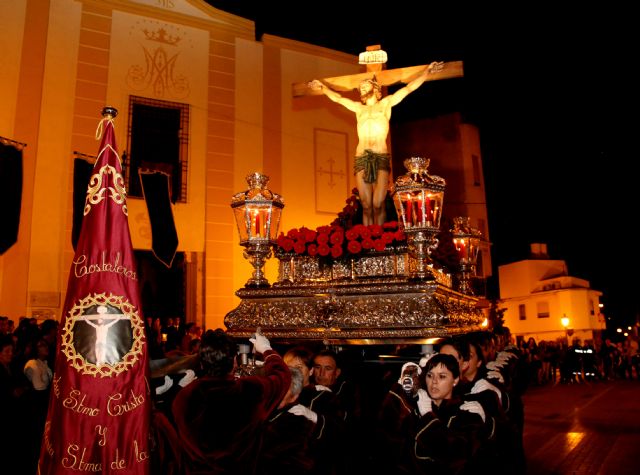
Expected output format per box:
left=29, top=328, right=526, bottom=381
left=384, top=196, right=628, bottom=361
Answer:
left=80, top=305, right=129, bottom=365
left=308, top=61, right=443, bottom=225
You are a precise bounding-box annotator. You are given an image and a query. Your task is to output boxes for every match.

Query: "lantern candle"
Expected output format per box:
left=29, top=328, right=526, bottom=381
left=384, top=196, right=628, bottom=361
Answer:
left=405, top=194, right=412, bottom=226
left=255, top=210, right=261, bottom=237
left=261, top=210, right=267, bottom=238
left=249, top=210, right=258, bottom=237
left=457, top=240, right=467, bottom=261
left=416, top=197, right=423, bottom=223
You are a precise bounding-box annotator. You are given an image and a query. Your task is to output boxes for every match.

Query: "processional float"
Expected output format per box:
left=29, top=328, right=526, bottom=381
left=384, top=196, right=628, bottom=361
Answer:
left=225, top=47, right=484, bottom=344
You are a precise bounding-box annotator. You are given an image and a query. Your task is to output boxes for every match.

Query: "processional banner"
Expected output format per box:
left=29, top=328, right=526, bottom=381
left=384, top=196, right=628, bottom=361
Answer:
left=39, top=108, right=151, bottom=474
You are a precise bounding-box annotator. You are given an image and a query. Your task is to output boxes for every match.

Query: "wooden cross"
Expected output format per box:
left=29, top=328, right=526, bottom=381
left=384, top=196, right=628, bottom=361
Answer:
left=292, top=45, right=464, bottom=97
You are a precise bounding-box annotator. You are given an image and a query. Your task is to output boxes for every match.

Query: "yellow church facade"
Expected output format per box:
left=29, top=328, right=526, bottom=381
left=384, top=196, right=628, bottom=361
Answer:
left=0, top=0, right=489, bottom=332
left=0, top=0, right=367, bottom=330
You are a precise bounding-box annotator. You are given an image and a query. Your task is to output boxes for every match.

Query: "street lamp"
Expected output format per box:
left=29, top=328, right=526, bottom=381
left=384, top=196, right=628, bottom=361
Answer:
left=231, top=172, right=284, bottom=287
left=450, top=216, right=482, bottom=295
left=392, top=157, right=446, bottom=280
left=561, top=315, right=571, bottom=344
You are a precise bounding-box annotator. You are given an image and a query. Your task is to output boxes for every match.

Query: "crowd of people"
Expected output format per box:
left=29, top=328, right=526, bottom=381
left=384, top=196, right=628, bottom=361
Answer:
left=148, top=326, right=532, bottom=474
left=0, top=316, right=58, bottom=473
left=2, top=313, right=639, bottom=474
left=513, top=334, right=640, bottom=386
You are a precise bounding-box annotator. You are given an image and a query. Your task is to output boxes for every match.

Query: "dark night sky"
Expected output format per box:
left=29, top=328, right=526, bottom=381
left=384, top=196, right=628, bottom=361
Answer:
left=207, top=2, right=637, bottom=328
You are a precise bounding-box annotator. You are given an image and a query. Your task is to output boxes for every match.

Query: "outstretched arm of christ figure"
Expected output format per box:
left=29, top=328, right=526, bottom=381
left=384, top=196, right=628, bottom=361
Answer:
left=308, top=79, right=361, bottom=112
left=385, top=61, right=444, bottom=107
left=308, top=61, right=444, bottom=109
left=83, top=317, right=123, bottom=329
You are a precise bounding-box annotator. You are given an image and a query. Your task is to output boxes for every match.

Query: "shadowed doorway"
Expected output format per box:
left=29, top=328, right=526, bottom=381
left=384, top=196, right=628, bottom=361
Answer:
left=136, top=250, right=185, bottom=321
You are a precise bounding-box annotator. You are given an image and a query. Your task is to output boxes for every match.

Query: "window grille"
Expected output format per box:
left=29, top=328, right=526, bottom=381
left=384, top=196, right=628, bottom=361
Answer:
left=124, top=96, right=189, bottom=203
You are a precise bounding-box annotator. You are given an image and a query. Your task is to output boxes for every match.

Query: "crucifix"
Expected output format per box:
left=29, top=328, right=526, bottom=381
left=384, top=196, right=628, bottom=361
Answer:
left=293, top=45, right=463, bottom=226
left=79, top=305, right=130, bottom=365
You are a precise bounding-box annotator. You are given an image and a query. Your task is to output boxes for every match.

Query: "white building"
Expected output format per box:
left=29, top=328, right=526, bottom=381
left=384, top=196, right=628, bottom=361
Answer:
left=499, top=243, right=605, bottom=345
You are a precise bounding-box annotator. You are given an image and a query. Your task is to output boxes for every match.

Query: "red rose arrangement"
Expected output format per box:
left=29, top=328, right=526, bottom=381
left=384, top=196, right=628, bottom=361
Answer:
left=276, top=221, right=406, bottom=259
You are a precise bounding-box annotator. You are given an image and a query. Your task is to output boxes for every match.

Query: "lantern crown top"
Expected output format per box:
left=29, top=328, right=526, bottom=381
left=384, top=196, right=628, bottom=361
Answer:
left=231, top=172, right=284, bottom=207
left=451, top=216, right=482, bottom=238
left=246, top=172, right=269, bottom=190
left=404, top=157, right=429, bottom=174
left=393, top=157, right=446, bottom=192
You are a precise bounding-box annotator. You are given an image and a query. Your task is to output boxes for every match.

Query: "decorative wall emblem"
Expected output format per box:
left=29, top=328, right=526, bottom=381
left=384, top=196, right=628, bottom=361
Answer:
left=61, top=293, right=145, bottom=377
left=314, top=129, right=349, bottom=214
left=126, top=23, right=190, bottom=98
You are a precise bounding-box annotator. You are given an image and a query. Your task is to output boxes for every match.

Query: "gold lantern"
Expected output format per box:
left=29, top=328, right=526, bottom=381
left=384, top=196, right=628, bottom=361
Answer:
left=392, top=157, right=446, bottom=279
left=231, top=173, right=284, bottom=287
left=451, top=216, right=482, bottom=295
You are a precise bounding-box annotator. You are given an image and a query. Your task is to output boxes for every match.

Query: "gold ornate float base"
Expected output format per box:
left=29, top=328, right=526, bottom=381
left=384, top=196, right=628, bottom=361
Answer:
left=224, top=252, right=484, bottom=344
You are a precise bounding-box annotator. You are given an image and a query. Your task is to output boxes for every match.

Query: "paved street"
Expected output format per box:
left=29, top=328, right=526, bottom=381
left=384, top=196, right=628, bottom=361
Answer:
left=523, top=379, right=640, bottom=474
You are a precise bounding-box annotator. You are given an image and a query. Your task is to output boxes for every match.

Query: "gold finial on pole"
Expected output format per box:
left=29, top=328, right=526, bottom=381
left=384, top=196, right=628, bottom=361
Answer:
left=101, top=106, right=118, bottom=119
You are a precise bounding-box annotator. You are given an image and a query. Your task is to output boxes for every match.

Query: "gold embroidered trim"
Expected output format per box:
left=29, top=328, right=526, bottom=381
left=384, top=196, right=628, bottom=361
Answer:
left=83, top=158, right=128, bottom=217
left=61, top=293, right=145, bottom=378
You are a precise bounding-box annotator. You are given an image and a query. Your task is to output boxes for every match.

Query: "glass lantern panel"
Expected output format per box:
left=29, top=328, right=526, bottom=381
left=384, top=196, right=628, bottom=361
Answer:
left=429, top=190, right=444, bottom=228
left=400, top=191, right=423, bottom=228
left=393, top=193, right=409, bottom=229
left=469, top=237, right=481, bottom=262
left=405, top=190, right=444, bottom=228
left=269, top=207, right=282, bottom=241
left=233, top=206, right=249, bottom=242
left=393, top=193, right=408, bottom=228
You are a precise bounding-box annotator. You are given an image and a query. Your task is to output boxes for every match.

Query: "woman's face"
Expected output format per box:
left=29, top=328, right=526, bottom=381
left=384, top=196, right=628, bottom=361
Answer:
left=426, top=363, right=458, bottom=403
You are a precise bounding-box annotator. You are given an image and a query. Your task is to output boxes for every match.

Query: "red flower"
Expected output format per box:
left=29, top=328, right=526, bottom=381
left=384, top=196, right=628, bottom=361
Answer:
left=317, top=244, right=331, bottom=256
left=293, top=241, right=306, bottom=254
left=373, top=239, right=387, bottom=251
left=347, top=240, right=362, bottom=254
left=331, top=244, right=343, bottom=259
left=308, top=243, right=318, bottom=256
left=361, top=238, right=374, bottom=250
left=381, top=232, right=395, bottom=244
left=316, top=233, right=330, bottom=245
left=301, top=227, right=317, bottom=243
left=330, top=231, right=344, bottom=246
left=346, top=229, right=359, bottom=241
left=277, top=234, right=294, bottom=252
left=369, top=224, right=383, bottom=237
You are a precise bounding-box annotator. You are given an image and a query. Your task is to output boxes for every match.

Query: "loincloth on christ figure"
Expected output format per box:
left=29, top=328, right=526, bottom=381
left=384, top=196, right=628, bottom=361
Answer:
left=354, top=149, right=391, bottom=184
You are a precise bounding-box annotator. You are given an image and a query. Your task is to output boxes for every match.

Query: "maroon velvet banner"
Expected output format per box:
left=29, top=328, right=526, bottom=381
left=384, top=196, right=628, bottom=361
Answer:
left=38, top=112, right=151, bottom=474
